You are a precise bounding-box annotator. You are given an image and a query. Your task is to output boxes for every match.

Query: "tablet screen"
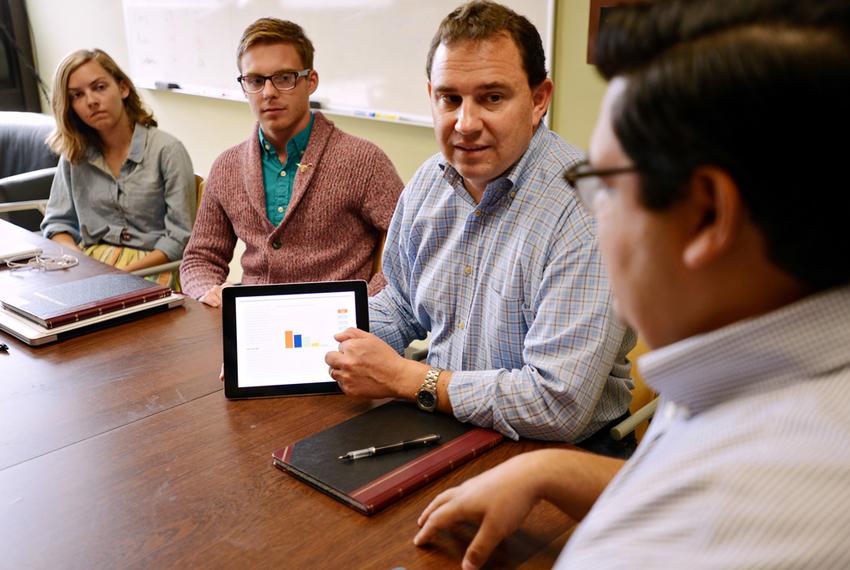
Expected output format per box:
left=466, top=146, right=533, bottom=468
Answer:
left=222, top=281, right=368, bottom=399
left=235, top=291, right=356, bottom=387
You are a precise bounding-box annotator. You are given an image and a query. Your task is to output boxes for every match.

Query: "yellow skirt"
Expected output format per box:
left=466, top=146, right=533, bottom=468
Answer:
left=83, top=243, right=181, bottom=292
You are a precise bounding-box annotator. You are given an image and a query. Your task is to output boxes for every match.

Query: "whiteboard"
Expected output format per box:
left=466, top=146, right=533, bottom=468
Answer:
left=122, top=0, right=554, bottom=127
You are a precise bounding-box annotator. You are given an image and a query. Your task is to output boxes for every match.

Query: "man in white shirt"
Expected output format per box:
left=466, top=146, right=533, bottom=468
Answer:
left=412, top=0, right=850, bottom=568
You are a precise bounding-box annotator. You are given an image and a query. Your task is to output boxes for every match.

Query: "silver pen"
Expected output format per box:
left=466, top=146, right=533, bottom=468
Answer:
left=338, top=433, right=441, bottom=461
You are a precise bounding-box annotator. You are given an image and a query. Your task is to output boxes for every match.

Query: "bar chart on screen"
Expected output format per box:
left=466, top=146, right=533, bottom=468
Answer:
left=234, top=292, right=357, bottom=387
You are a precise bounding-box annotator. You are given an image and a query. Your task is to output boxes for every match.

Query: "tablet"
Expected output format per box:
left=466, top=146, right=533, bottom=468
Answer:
left=222, top=280, right=368, bottom=399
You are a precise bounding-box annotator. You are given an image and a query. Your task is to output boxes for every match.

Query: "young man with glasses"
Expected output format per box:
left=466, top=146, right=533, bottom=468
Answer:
left=325, top=1, right=635, bottom=452
left=180, top=18, right=403, bottom=305
left=412, top=1, right=850, bottom=568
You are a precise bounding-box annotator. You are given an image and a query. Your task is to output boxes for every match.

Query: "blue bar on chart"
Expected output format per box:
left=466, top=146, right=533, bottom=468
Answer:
left=294, top=334, right=302, bottom=348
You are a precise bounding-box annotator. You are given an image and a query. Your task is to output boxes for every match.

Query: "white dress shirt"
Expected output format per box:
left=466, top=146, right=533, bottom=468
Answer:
left=558, top=285, right=850, bottom=568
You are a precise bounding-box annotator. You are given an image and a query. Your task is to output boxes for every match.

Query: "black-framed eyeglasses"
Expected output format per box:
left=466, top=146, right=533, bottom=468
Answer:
left=237, top=69, right=311, bottom=93
left=564, top=159, right=638, bottom=214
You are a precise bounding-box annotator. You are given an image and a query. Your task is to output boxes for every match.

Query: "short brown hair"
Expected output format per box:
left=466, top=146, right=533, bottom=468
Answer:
left=47, top=48, right=156, bottom=164
left=426, top=0, right=547, bottom=87
left=237, top=18, right=315, bottom=72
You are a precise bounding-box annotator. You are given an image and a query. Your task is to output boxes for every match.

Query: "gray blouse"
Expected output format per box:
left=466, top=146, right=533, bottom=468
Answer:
left=41, top=124, right=195, bottom=262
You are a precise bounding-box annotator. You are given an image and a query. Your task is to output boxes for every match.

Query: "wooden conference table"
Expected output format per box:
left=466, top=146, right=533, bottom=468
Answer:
left=0, top=220, right=574, bottom=568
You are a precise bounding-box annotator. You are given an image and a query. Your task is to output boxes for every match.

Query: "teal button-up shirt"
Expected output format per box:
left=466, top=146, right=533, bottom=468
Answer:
left=259, top=113, right=314, bottom=227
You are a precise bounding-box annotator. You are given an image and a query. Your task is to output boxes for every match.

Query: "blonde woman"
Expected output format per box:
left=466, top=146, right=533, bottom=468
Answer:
left=41, top=48, right=195, bottom=290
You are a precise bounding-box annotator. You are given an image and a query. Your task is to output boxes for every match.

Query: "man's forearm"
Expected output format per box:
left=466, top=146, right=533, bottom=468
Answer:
left=530, top=448, right=624, bottom=521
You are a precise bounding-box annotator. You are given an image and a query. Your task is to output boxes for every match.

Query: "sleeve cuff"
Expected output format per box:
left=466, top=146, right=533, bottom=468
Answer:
left=153, top=237, right=183, bottom=262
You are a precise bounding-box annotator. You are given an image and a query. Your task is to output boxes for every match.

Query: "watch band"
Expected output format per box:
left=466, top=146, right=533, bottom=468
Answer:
left=415, top=366, right=442, bottom=412
left=423, top=366, right=441, bottom=391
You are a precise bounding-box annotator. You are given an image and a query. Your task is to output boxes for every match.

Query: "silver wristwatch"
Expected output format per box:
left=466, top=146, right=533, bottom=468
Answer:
left=415, top=366, right=442, bottom=412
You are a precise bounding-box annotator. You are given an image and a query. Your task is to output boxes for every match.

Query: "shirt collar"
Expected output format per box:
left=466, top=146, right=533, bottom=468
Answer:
left=439, top=122, right=551, bottom=205
left=258, top=112, right=314, bottom=159
left=86, top=123, right=147, bottom=171
left=126, top=123, right=148, bottom=164
left=639, top=285, right=850, bottom=416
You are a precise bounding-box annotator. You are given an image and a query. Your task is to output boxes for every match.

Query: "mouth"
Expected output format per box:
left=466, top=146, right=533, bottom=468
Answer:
left=454, top=144, right=490, bottom=155
left=262, top=107, right=285, bottom=114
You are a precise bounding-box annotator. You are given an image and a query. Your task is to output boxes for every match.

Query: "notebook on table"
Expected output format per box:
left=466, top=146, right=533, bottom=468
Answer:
left=0, top=272, right=171, bottom=329
left=0, top=292, right=184, bottom=346
left=272, top=400, right=504, bottom=515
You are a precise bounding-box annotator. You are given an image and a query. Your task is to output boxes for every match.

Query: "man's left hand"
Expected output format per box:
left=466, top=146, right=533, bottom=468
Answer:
left=325, top=328, right=425, bottom=399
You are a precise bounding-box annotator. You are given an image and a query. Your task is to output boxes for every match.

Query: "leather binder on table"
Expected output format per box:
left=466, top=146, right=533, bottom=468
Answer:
left=0, top=272, right=170, bottom=328
left=272, top=400, right=503, bottom=515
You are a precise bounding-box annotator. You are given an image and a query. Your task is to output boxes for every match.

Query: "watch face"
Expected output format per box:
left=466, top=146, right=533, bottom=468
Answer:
left=417, top=390, right=436, bottom=409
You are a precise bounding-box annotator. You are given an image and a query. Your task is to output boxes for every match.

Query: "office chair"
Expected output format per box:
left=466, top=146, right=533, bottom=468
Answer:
left=611, top=337, right=658, bottom=442
left=0, top=167, right=57, bottom=231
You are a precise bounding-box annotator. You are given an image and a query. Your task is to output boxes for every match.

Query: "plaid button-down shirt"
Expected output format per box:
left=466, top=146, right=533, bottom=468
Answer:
left=370, top=124, right=634, bottom=442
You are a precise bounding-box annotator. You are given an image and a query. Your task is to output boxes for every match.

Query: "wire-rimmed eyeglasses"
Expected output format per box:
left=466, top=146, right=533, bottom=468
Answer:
left=564, top=159, right=638, bottom=214
left=237, top=69, right=311, bottom=93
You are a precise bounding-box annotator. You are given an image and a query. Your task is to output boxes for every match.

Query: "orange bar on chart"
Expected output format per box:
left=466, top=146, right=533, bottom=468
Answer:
left=285, top=330, right=294, bottom=348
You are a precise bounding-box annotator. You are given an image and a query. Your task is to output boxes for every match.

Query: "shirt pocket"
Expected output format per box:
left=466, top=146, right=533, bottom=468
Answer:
left=123, top=167, right=166, bottom=231
left=479, top=279, right=534, bottom=368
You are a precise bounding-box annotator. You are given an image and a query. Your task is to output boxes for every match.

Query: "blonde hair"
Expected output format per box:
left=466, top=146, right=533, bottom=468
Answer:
left=237, top=18, right=314, bottom=72
left=47, top=48, right=156, bottom=163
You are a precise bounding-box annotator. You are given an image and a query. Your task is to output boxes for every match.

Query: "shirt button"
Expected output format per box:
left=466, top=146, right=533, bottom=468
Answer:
left=120, top=229, right=131, bottom=241
left=474, top=210, right=482, bottom=217
left=464, top=266, right=472, bottom=276
left=510, top=191, right=516, bottom=199
left=264, top=144, right=270, bottom=151
left=272, top=240, right=281, bottom=249
left=458, top=322, right=465, bottom=330
left=280, top=171, right=287, bottom=177
left=277, top=206, right=284, bottom=213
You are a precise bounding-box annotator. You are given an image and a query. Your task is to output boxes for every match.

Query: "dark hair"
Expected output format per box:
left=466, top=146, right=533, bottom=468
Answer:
left=594, top=0, right=850, bottom=290
left=237, top=18, right=314, bottom=72
left=426, top=0, right=546, bottom=87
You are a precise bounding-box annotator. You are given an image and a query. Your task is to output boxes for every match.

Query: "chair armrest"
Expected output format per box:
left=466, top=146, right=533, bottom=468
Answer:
left=0, top=167, right=57, bottom=201
left=132, top=260, right=181, bottom=278
left=610, top=397, right=659, bottom=440
left=0, top=199, right=48, bottom=214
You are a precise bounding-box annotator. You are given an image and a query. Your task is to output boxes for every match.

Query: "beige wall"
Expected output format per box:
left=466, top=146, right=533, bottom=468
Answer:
left=25, top=0, right=606, bottom=280
left=25, top=0, right=606, bottom=181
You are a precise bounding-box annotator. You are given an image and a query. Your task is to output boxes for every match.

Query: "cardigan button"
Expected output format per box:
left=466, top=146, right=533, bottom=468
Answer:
left=272, top=240, right=281, bottom=249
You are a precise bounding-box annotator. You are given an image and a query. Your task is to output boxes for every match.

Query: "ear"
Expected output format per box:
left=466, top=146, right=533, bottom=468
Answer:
left=119, top=80, right=130, bottom=100
left=682, top=166, right=746, bottom=269
left=530, top=78, right=553, bottom=127
left=307, top=69, right=319, bottom=96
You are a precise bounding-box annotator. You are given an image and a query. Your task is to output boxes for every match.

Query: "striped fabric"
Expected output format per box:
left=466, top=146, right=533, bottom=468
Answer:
left=84, top=243, right=180, bottom=291
left=558, top=285, right=850, bottom=568
left=370, top=124, right=635, bottom=442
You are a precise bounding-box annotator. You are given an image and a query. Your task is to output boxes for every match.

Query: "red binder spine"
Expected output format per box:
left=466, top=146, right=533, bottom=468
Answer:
left=43, top=288, right=171, bottom=328
left=350, top=429, right=503, bottom=514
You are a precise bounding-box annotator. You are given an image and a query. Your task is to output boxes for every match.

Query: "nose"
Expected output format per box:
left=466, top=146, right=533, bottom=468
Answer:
left=84, top=90, right=98, bottom=108
left=262, top=77, right=279, bottom=98
left=454, top=100, right=483, bottom=136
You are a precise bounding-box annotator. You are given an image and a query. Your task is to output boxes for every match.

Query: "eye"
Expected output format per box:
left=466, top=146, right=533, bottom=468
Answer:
left=245, top=75, right=265, bottom=89
left=273, top=72, right=295, bottom=83
left=485, top=93, right=503, bottom=104
left=95, top=82, right=107, bottom=91
left=438, top=94, right=461, bottom=107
